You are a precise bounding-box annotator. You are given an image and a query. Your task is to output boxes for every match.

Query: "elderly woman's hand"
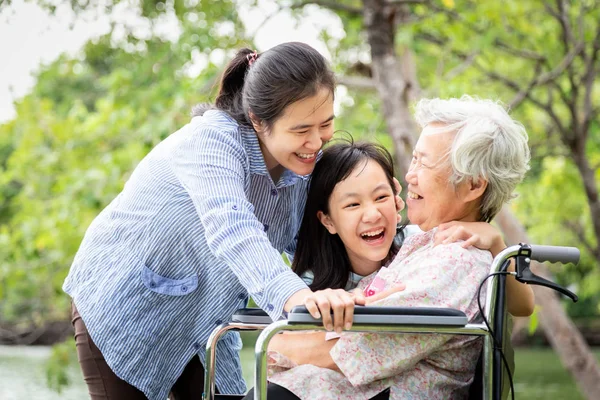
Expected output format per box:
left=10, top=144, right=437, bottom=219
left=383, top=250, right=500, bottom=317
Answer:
left=434, top=221, right=505, bottom=257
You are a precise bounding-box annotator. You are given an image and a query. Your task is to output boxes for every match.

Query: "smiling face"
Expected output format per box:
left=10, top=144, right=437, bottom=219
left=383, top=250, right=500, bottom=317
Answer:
left=252, top=87, right=335, bottom=180
left=318, top=159, right=399, bottom=276
left=405, top=123, right=486, bottom=231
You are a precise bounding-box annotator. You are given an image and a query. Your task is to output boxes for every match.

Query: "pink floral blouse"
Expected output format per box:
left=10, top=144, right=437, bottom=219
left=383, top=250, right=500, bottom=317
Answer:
left=268, top=229, right=493, bottom=399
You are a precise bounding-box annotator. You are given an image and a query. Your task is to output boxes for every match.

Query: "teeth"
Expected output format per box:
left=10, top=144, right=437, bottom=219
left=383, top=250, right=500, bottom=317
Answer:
left=361, top=228, right=384, bottom=237
left=296, top=152, right=316, bottom=159
left=407, top=191, right=421, bottom=199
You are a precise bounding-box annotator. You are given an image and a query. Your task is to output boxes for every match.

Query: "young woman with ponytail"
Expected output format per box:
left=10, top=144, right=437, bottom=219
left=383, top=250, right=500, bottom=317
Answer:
left=63, top=42, right=367, bottom=399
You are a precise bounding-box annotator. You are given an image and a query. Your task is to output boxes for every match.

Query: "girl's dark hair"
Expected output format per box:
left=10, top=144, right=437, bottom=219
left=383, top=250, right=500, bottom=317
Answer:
left=292, top=139, right=404, bottom=291
left=193, top=42, right=336, bottom=129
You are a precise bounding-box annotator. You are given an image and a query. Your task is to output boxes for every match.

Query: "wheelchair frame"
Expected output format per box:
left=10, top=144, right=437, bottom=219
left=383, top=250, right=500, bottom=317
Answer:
left=203, top=243, right=579, bottom=400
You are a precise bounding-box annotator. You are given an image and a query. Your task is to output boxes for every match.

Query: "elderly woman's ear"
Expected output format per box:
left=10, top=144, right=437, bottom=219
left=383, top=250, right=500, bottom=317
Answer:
left=463, top=178, right=488, bottom=202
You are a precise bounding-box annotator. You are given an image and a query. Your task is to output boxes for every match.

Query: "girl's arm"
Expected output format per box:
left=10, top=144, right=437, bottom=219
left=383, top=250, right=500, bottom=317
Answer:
left=435, top=221, right=535, bottom=317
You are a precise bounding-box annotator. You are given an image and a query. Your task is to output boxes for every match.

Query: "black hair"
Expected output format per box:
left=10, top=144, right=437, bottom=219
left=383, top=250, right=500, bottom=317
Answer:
left=193, top=42, right=336, bottom=130
left=292, top=139, right=404, bottom=291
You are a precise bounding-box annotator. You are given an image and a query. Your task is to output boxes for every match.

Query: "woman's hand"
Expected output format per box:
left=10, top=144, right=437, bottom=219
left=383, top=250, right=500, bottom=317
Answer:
left=434, top=221, right=505, bottom=257
left=285, top=288, right=356, bottom=333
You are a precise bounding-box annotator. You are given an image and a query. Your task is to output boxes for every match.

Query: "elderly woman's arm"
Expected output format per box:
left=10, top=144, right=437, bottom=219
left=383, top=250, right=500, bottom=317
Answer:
left=435, top=221, right=535, bottom=317
left=329, top=244, right=491, bottom=385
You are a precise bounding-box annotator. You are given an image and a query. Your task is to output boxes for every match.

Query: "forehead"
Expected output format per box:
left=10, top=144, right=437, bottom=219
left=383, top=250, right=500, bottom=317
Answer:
left=331, top=159, right=390, bottom=195
left=415, top=124, right=455, bottom=157
left=279, top=88, right=334, bottom=123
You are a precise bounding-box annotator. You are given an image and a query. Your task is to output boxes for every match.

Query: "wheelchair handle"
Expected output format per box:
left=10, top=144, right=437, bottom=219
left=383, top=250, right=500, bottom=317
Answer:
left=529, top=245, right=580, bottom=265
left=513, top=243, right=579, bottom=303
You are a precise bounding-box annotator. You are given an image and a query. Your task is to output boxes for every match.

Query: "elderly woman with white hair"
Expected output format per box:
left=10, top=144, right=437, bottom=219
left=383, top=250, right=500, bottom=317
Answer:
left=247, top=96, right=533, bottom=400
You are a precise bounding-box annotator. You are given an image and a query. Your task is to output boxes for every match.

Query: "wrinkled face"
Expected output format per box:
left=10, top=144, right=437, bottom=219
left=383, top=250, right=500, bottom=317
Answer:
left=405, top=124, right=481, bottom=231
left=254, top=87, right=335, bottom=179
left=319, top=160, right=399, bottom=276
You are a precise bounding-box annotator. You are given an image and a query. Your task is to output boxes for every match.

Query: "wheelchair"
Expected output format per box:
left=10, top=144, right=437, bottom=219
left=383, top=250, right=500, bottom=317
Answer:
left=202, top=243, right=579, bottom=400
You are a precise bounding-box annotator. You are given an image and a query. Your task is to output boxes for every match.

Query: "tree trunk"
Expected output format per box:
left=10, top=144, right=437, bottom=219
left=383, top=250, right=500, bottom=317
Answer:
left=570, top=143, right=600, bottom=259
left=496, top=207, right=600, bottom=399
left=359, top=1, right=600, bottom=398
left=362, top=0, right=417, bottom=179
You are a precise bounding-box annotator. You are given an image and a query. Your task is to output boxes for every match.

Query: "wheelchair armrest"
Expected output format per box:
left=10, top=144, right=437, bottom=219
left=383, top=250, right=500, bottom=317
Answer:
left=231, top=308, right=273, bottom=324
left=288, top=305, right=468, bottom=327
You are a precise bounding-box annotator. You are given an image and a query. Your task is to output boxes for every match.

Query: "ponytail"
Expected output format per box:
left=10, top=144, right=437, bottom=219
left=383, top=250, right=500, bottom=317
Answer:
left=192, top=42, right=335, bottom=130
left=215, top=48, right=256, bottom=123
left=192, top=48, right=255, bottom=121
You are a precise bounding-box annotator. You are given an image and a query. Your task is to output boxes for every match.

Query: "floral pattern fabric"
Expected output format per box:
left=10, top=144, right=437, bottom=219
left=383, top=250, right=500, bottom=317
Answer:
left=268, top=229, right=493, bottom=399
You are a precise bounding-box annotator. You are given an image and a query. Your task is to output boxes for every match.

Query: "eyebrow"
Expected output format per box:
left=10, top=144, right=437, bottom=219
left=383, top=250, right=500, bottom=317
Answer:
left=413, top=149, right=429, bottom=158
left=289, top=114, right=335, bottom=131
left=337, top=183, right=392, bottom=202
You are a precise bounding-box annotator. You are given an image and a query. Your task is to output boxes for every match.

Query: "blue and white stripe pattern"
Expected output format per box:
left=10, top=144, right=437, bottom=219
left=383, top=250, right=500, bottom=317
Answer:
left=63, top=110, right=310, bottom=399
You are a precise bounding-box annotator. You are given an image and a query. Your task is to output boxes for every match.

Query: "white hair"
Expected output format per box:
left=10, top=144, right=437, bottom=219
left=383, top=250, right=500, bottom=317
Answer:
left=414, top=95, right=531, bottom=222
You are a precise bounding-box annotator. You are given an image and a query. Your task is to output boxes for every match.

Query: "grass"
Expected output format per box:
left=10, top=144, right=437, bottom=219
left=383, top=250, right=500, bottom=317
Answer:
left=513, top=348, right=600, bottom=399
left=238, top=332, right=600, bottom=398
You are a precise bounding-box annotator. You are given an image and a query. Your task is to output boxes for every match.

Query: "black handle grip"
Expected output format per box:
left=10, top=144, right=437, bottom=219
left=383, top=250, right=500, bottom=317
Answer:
left=529, top=245, right=580, bottom=265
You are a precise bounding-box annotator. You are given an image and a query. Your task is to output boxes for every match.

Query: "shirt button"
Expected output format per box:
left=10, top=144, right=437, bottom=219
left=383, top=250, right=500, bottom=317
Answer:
left=150, top=282, right=156, bottom=288
left=263, top=224, right=269, bottom=232
left=270, top=189, right=278, bottom=196
left=266, top=304, right=274, bottom=312
left=232, top=204, right=238, bottom=210
left=181, top=285, right=187, bottom=292
left=193, top=342, right=200, bottom=350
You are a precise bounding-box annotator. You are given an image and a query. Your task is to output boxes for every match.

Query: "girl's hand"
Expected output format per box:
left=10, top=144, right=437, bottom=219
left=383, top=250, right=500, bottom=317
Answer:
left=434, top=221, right=505, bottom=257
left=351, top=283, right=406, bottom=306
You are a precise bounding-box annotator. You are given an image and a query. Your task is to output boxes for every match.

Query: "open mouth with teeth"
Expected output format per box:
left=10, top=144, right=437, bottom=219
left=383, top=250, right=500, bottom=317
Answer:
left=295, top=152, right=317, bottom=162
left=407, top=191, right=423, bottom=200
left=360, top=228, right=385, bottom=242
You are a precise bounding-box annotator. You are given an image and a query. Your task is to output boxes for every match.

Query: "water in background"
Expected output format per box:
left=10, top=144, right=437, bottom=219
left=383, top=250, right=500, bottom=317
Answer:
left=0, top=345, right=87, bottom=400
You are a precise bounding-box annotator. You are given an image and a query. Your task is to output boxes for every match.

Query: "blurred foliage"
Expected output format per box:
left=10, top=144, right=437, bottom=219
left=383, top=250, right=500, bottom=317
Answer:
left=44, top=337, right=78, bottom=392
left=0, top=0, right=598, bottom=378
left=0, top=0, right=249, bottom=327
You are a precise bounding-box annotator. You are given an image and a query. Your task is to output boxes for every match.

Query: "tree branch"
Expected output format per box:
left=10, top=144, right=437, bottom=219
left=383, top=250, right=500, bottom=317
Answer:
left=509, top=61, right=544, bottom=109
left=291, top=0, right=363, bottom=15
left=535, top=40, right=585, bottom=86
left=473, top=62, right=571, bottom=140
left=582, top=26, right=600, bottom=136
left=385, top=0, right=429, bottom=4
left=337, top=75, right=376, bottom=90
left=429, top=3, right=546, bottom=62
left=544, top=0, right=576, bottom=50
left=443, top=51, right=479, bottom=81
left=564, top=220, right=600, bottom=260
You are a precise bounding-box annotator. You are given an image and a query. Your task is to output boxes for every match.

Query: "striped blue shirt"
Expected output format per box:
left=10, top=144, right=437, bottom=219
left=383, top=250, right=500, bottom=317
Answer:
left=63, top=110, right=310, bottom=399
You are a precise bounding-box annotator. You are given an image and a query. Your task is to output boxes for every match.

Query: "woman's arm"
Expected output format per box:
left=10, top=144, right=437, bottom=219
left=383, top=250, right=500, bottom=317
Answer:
left=490, top=238, right=535, bottom=317
left=268, top=285, right=405, bottom=370
left=435, top=221, right=535, bottom=317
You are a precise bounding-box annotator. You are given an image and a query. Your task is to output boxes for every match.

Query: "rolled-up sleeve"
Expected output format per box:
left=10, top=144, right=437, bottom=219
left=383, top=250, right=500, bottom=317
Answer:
left=169, top=124, right=307, bottom=320
left=330, top=244, right=491, bottom=385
